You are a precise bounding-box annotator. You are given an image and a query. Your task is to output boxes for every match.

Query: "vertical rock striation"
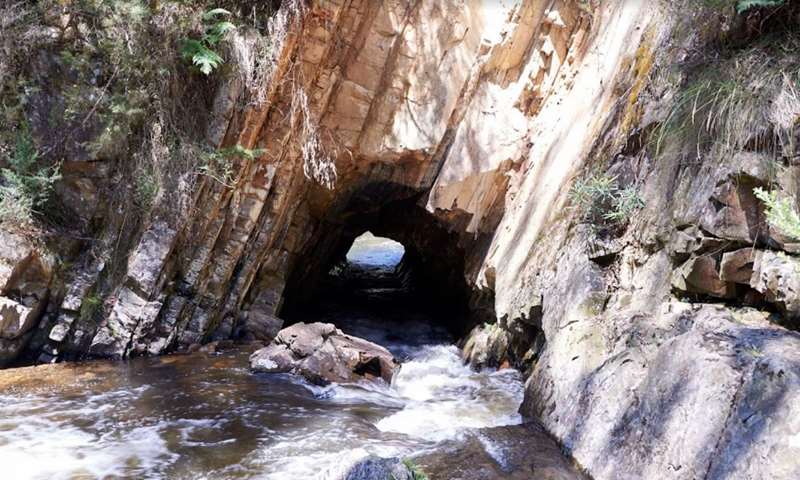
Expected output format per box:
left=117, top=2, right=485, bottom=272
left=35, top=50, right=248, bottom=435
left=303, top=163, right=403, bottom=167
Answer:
left=2, top=1, right=799, bottom=478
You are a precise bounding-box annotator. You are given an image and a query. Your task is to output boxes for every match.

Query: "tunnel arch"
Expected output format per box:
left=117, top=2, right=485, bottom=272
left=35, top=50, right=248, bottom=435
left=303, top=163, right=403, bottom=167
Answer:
left=279, top=182, right=475, bottom=335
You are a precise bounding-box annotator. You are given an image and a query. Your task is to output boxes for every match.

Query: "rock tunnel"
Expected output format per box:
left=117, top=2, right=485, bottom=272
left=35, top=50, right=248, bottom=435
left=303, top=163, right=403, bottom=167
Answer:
left=279, top=181, right=476, bottom=337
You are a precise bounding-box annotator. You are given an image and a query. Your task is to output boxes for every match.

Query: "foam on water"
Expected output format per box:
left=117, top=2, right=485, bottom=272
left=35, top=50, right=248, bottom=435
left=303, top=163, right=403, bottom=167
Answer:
left=0, top=404, right=176, bottom=480
left=260, top=344, right=526, bottom=475
left=375, top=345, right=524, bottom=441
left=0, top=319, right=525, bottom=479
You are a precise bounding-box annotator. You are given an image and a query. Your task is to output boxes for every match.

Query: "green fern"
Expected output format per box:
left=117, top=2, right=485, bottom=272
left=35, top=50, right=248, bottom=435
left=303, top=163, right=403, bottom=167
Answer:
left=180, top=8, right=235, bottom=75
left=181, top=39, right=224, bottom=75
left=205, top=21, right=236, bottom=45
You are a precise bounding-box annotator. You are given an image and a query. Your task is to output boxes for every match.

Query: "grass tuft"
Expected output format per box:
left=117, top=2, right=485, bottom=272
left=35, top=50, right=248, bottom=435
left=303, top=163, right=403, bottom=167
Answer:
left=654, top=33, right=800, bottom=166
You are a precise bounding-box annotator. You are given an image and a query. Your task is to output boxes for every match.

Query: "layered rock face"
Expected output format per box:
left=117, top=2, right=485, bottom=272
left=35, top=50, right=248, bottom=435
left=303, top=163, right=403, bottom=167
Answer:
left=3, top=0, right=800, bottom=478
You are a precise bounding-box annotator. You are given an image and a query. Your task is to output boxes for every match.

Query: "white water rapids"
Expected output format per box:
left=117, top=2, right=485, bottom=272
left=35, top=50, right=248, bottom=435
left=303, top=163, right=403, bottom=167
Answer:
left=0, top=233, right=525, bottom=479
left=0, top=331, right=523, bottom=479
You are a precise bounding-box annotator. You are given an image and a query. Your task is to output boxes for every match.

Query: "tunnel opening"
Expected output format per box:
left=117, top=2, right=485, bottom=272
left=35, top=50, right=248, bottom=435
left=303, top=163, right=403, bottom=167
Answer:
left=329, top=231, right=408, bottom=301
left=278, top=185, right=478, bottom=356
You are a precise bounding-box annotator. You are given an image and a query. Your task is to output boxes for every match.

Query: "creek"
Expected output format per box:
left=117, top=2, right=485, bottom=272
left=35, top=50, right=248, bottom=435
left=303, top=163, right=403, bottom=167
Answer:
left=0, top=233, right=581, bottom=479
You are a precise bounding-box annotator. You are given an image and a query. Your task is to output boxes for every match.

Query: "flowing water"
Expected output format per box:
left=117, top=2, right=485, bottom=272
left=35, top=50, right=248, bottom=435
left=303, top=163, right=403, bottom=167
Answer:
left=0, top=308, right=526, bottom=479
left=0, top=234, right=569, bottom=479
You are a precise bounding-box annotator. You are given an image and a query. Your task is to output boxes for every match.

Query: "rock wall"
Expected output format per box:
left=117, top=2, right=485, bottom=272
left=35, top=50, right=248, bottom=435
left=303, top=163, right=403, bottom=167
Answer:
left=2, top=0, right=800, bottom=478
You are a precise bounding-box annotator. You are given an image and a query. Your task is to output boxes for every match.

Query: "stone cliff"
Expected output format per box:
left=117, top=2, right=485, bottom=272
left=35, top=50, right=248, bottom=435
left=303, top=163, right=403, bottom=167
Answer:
left=1, top=0, right=799, bottom=478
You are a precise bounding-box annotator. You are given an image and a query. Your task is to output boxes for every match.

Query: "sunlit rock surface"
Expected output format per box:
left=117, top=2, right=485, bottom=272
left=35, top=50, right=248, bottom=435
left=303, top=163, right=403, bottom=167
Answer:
left=2, top=1, right=800, bottom=479
left=250, top=322, right=397, bottom=385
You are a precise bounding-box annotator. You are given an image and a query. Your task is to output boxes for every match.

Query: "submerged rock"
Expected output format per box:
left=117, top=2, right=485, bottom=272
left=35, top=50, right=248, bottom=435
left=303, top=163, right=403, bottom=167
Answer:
left=249, top=322, right=397, bottom=385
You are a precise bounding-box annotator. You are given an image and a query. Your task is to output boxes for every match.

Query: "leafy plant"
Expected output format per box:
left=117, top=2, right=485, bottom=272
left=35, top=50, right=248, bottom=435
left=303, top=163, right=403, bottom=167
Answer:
left=570, top=173, right=645, bottom=229
left=402, top=459, right=430, bottom=480
left=218, top=145, right=266, bottom=161
left=603, top=186, right=646, bottom=222
left=0, top=126, right=61, bottom=224
left=181, top=8, right=235, bottom=75
left=80, top=293, right=104, bottom=321
left=199, top=144, right=265, bottom=186
left=134, top=167, right=159, bottom=210
left=754, top=187, right=800, bottom=240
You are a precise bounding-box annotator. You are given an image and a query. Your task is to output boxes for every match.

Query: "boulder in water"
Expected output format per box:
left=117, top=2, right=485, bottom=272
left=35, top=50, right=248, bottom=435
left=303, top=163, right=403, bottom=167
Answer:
left=249, top=322, right=397, bottom=385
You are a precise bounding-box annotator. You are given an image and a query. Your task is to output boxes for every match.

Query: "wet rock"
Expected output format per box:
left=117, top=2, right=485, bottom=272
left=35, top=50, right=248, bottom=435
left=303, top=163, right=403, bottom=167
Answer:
left=415, top=423, right=588, bottom=480
left=462, top=323, right=509, bottom=368
left=323, top=455, right=414, bottom=480
left=239, top=308, right=283, bottom=342
left=250, top=322, right=397, bottom=385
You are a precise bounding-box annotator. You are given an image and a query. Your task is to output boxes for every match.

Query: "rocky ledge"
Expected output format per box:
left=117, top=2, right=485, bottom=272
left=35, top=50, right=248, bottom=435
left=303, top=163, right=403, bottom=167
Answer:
left=249, top=322, right=397, bottom=385
left=415, top=423, right=588, bottom=480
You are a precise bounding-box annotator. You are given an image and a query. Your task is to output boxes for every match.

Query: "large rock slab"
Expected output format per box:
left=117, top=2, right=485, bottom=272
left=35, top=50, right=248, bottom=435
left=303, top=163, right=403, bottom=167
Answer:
left=671, top=255, right=733, bottom=298
left=525, top=302, right=800, bottom=480
left=415, top=423, right=589, bottom=480
left=249, top=322, right=397, bottom=385
left=89, top=287, right=163, bottom=358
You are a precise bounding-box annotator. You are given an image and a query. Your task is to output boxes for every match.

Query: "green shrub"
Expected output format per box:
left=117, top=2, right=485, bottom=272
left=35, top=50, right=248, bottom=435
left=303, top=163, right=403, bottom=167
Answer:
left=570, top=173, right=645, bottom=229
left=754, top=187, right=800, bottom=240
left=0, top=126, right=61, bottom=224
left=181, top=8, right=236, bottom=75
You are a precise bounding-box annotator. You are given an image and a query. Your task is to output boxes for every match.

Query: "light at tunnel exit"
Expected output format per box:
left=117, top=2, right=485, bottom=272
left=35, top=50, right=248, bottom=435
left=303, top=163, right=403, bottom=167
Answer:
left=345, top=232, right=405, bottom=269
